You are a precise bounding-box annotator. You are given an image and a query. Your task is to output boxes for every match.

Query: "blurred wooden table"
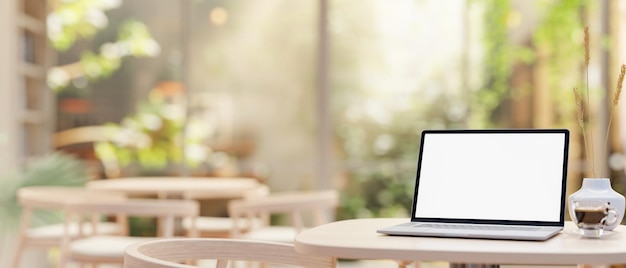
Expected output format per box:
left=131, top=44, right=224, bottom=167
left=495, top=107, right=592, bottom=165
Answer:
left=85, top=177, right=262, bottom=199
left=86, top=177, right=264, bottom=236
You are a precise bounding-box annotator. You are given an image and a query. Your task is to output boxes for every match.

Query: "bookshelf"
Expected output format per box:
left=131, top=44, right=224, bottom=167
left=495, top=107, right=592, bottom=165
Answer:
left=0, top=0, right=52, bottom=171
left=18, top=0, right=52, bottom=163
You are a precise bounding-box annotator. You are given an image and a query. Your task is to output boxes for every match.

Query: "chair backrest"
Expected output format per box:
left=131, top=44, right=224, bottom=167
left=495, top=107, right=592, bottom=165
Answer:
left=228, top=190, right=339, bottom=237
left=13, top=186, right=127, bottom=268
left=124, top=238, right=336, bottom=268
left=182, top=183, right=270, bottom=200
left=179, top=184, right=270, bottom=238
left=18, top=186, right=126, bottom=210
left=17, top=186, right=127, bottom=235
left=63, top=198, right=200, bottom=238
left=59, top=198, right=200, bottom=267
left=53, top=126, right=118, bottom=178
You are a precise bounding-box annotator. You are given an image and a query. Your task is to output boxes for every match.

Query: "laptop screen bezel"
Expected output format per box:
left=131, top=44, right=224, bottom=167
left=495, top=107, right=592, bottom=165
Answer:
left=409, top=129, right=569, bottom=227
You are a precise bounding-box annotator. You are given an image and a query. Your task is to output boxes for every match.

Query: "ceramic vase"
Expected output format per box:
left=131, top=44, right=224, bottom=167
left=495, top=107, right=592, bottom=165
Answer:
left=568, top=178, right=625, bottom=231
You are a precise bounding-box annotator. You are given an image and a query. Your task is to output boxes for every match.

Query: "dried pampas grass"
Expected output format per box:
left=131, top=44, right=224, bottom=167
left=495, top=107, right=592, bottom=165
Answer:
left=576, top=26, right=625, bottom=178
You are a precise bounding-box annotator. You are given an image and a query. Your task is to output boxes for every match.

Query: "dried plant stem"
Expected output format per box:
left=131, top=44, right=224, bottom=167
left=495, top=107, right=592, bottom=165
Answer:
left=574, top=87, right=593, bottom=176
left=601, top=116, right=615, bottom=178
left=583, top=26, right=596, bottom=177
left=600, top=64, right=626, bottom=178
left=584, top=27, right=590, bottom=67
left=601, top=113, right=615, bottom=179
left=577, top=27, right=626, bottom=179
left=585, top=70, right=596, bottom=177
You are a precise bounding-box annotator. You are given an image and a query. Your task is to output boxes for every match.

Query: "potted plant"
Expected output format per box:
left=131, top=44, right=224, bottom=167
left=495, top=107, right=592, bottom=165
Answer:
left=568, top=26, right=626, bottom=232
left=0, top=152, right=90, bottom=233
left=0, top=152, right=89, bottom=266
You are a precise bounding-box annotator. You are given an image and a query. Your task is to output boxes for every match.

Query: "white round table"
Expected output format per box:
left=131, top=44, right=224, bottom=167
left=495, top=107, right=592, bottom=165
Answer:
left=295, top=218, right=626, bottom=266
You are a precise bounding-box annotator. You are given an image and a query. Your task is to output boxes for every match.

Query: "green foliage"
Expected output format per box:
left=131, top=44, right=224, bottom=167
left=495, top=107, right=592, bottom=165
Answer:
left=336, top=0, right=588, bottom=219
left=48, top=1, right=160, bottom=92
left=95, top=97, right=184, bottom=173
left=78, top=19, right=159, bottom=81
left=80, top=50, right=122, bottom=79
left=469, top=0, right=588, bottom=128
left=0, top=152, right=90, bottom=233
left=48, top=0, right=120, bottom=51
left=469, top=0, right=513, bottom=128
left=117, top=20, right=159, bottom=57
left=94, top=92, right=211, bottom=175
left=336, top=92, right=466, bottom=220
left=532, top=0, right=588, bottom=125
left=339, top=163, right=416, bottom=219
left=331, top=1, right=469, bottom=219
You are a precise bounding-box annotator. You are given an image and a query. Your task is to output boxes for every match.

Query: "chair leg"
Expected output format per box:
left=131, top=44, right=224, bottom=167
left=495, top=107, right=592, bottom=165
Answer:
left=13, top=209, right=33, bottom=268
left=11, top=242, right=24, bottom=268
left=396, top=260, right=421, bottom=268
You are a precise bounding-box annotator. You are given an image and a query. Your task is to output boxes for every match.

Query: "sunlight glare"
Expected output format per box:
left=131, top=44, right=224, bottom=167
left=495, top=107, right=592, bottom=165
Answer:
left=209, top=7, right=228, bottom=26
left=367, top=0, right=465, bottom=97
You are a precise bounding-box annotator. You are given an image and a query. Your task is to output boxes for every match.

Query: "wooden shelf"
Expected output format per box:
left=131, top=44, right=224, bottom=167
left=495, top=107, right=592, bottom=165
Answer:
left=20, top=62, right=46, bottom=78
left=20, top=110, right=47, bottom=124
left=10, top=0, right=51, bottom=163
left=18, top=14, right=45, bottom=34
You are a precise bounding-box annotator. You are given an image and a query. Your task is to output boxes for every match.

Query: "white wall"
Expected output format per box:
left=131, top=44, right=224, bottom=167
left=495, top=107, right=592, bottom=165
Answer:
left=0, top=0, right=18, bottom=176
left=0, top=1, right=17, bottom=266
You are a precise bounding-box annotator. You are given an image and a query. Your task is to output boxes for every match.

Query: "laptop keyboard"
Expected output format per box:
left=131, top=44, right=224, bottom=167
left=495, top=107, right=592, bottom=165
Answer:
left=414, top=223, right=541, bottom=231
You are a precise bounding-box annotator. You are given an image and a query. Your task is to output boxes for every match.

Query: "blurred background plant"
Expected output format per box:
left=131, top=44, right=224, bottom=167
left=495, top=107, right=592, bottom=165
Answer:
left=93, top=88, right=214, bottom=177
left=334, top=0, right=478, bottom=219
left=32, top=0, right=614, bottom=222
left=0, top=152, right=89, bottom=234
left=336, top=87, right=466, bottom=219
left=47, top=0, right=160, bottom=93
left=336, top=0, right=589, bottom=219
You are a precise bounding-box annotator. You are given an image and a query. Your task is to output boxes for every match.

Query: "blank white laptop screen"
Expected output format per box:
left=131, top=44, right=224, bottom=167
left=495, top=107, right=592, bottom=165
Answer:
left=414, top=132, right=566, bottom=222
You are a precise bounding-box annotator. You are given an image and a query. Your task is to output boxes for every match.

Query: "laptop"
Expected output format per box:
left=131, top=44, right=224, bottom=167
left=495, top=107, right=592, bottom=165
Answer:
left=377, top=129, right=569, bottom=241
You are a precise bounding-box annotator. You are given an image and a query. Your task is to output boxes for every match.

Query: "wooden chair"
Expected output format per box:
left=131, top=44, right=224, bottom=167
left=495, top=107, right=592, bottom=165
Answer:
left=60, top=198, right=199, bottom=267
left=53, top=126, right=119, bottom=179
left=124, top=237, right=336, bottom=268
left=181, top=184, right=270, bottom=238
left=228, top=190, right=339, bottom=243
left=12, top=186, right=126, bottom=268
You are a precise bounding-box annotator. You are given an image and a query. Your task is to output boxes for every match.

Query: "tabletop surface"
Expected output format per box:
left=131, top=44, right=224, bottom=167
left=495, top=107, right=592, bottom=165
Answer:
left=85, top=177, right=261, bottom=198
left=295, top=218, right=626, bottom=265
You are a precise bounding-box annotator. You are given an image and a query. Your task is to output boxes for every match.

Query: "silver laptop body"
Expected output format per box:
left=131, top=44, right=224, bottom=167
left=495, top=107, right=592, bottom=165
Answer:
left=377, top=129, right=569, bottom=241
